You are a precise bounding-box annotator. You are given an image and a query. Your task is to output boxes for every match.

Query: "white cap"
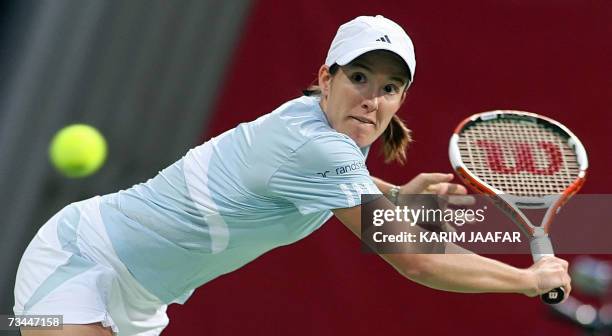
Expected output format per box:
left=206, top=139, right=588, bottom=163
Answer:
left=325, top=15, right=416, bottom=81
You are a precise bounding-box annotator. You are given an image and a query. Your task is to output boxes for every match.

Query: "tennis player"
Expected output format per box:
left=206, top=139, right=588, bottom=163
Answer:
left=14, top=15, right=571, bottom=336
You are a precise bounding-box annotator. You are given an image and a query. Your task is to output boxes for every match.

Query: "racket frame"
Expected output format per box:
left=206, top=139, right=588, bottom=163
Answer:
left=449, top=110, right=587, bottom=238
left=449, top=110, right=588, bottom=303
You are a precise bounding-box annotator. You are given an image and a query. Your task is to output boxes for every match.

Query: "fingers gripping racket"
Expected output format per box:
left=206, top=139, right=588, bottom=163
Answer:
left=449, top=111, right=588, bottom=304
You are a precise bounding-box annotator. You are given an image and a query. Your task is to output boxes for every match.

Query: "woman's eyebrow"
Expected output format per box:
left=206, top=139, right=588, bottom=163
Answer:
left=390, top=76, right=406, bottom=86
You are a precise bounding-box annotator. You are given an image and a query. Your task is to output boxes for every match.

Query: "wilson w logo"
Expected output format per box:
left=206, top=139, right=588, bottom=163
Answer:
left=476, top=140, right=563, bottom=175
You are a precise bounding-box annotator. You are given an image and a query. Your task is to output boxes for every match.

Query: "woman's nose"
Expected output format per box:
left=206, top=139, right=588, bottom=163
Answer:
left=361, top=94, right=379, bottom=112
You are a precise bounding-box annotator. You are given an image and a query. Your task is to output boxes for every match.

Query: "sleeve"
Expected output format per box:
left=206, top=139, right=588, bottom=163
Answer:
left=268, top=134, right=382, bottom=215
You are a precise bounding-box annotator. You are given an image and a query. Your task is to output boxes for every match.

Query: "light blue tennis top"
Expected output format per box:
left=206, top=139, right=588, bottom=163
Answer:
left=99, top=95, right=381, bottom=304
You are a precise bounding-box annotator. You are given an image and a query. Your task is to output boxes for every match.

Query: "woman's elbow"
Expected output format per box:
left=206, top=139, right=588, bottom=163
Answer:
left=396, top=254, right=436, bottom=281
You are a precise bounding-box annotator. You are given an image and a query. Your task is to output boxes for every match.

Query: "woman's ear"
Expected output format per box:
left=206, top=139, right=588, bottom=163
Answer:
left=318, top=65, right=331, bottom=97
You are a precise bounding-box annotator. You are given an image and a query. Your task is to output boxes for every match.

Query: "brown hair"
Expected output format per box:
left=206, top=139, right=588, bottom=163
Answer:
left=381, top=115, right=411, bottom=165
left=302, top=64, right=340, bottom=96
left=303, top=64, right=412, bottom=165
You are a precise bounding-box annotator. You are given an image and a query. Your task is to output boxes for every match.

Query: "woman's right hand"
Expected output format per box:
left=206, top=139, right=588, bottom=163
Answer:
left=523, top=256, right=571, bottom=300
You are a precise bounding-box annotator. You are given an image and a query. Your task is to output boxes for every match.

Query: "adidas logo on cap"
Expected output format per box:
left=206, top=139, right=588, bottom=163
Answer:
left=375, top=35, right=392, bottom=43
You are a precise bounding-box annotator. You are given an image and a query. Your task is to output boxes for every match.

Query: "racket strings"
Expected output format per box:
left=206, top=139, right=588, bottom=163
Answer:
left=458, top=119, right=580, bottom=197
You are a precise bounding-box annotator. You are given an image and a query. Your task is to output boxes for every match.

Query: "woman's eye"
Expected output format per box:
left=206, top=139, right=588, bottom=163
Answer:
left=384, top=84, right=399, bottom=94
left=351, top=73, right=366, bottom=83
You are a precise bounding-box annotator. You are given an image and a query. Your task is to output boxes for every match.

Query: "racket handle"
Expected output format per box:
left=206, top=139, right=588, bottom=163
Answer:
left=529, top=233, right=554, bottom=261
left=530, top=234, right=565, bottom=304
left=541, top=287, right=565, bottom=304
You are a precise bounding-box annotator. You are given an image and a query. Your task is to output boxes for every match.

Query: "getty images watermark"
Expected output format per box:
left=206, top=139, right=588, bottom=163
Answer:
left=360, top=194, right=526, bottom=254
left=371, top=204, right=521, bottom=244
left=362, top=194, right=612, bottom=255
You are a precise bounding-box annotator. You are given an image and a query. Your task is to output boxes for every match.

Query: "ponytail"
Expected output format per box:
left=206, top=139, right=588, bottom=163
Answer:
left=382, top=115, right=412, bottom=165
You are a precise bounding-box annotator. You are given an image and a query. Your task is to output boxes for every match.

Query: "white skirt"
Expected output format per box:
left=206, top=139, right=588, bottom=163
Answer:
left=13, top=196, right=169, bottom=336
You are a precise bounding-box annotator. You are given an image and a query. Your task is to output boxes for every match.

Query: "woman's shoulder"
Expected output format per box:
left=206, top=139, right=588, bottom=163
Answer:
left=263, top=96, right=363, bottom=159
left=272, top=96, right=337, bottom=138
left=293, top=132, right=365, bottom=166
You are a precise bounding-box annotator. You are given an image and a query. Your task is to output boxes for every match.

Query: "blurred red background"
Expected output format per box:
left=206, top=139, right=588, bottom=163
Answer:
left=165, top=1, right=612, bottom=334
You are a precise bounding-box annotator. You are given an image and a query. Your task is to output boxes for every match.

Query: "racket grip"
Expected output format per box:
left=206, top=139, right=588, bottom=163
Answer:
left=541, top=287, right=565, bottom=304
left=530, top=234, right=565, bottom=304
left=529, top=233, right=554, bottom=262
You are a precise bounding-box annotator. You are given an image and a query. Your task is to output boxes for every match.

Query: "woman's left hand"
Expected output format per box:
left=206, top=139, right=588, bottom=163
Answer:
left=400, top=173, right=467, bottom=195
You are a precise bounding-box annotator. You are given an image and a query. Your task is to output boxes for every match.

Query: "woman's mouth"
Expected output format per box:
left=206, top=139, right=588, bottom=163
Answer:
left=349, top=116, right=375, bottom=125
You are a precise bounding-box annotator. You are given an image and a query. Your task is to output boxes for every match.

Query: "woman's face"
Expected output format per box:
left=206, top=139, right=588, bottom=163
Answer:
left=319, top=50, right=410, bottom=148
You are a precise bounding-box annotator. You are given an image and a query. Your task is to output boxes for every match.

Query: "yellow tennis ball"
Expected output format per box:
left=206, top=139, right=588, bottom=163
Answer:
left=49, top=124, right=107, bottom=178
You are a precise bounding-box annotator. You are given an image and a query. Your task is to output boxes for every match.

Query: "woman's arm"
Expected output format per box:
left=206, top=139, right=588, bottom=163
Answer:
left=372, top=173, right=464, bottom=196
left=332, top=200, right=571, bottom=298
left=371, top=176, right=396, bottom=195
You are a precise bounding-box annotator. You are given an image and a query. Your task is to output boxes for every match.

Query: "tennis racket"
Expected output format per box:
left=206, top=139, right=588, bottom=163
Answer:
left=449, top=110, right=588, bottom=304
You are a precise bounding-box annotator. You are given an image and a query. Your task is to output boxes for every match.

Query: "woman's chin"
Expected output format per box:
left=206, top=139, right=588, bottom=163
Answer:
left=348, top=133, right=374, bottom=148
